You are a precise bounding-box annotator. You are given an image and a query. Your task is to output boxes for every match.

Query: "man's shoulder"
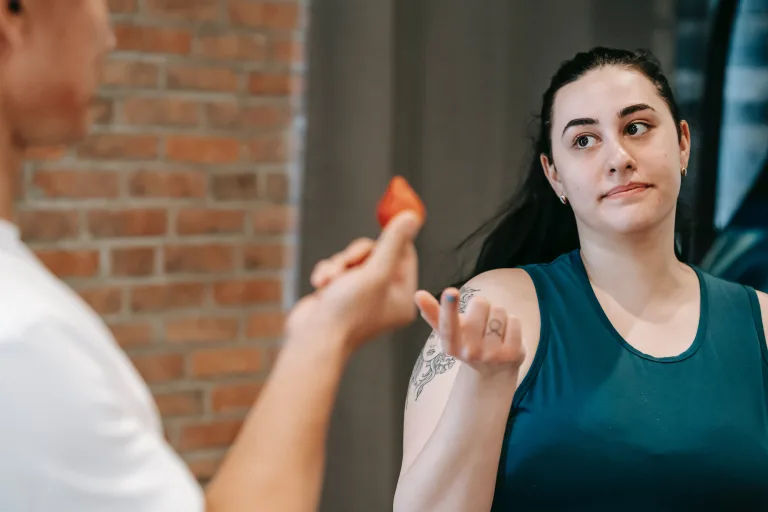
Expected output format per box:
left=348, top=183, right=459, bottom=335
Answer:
left=0, top=253, right=101, bottom=344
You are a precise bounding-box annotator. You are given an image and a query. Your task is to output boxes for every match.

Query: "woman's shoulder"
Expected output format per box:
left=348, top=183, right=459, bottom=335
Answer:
left=459, top=268, right=539, bottom=314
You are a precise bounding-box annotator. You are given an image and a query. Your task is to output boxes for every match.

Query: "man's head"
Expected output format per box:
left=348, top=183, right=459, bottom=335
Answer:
left=0, top=0, right=115, bottom=148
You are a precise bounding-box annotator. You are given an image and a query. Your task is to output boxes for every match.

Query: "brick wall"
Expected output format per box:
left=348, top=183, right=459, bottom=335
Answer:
left=20, top=0, right=306, bottom=482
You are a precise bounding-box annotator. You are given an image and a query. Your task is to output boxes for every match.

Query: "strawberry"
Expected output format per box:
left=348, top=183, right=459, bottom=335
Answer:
left=376, top=176, right=426, bottom=228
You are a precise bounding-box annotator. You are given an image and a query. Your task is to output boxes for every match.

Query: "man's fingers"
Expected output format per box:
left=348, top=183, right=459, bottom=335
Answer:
left=310, top=238, right=375, bottom=288
left=342, top=238, right=376, bottom=268
left=367, top=211, right=423, bottom=276
left=310, top=260, right=333, bottom=288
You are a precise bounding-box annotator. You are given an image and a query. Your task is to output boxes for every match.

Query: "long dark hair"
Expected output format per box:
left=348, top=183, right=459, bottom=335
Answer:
left=450, top=47, right=693, bottom=289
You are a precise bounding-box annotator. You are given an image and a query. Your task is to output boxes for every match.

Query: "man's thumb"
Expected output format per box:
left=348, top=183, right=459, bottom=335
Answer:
left=368, top=211, right=423, bottom=271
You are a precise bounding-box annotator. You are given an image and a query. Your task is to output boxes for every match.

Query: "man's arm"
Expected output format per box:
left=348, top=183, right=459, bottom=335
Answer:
left=205, top=328, right=349, bottom=512
left=205, top=212, right=423, bottom=511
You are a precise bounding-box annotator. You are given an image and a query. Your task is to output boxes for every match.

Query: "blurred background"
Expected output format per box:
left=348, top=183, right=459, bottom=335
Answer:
left=19, top=0, right=767, bottom=510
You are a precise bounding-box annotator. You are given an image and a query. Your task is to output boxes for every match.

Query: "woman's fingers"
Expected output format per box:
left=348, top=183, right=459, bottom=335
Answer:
left=438, top=288, right=461, bottom=356
left=502, top=314, right=526, bottom=364
left=414, top=290, right=440, bottom=331
left=461, top=296, right=490, bottom=358
left=484, top=307, right=508, bottom=343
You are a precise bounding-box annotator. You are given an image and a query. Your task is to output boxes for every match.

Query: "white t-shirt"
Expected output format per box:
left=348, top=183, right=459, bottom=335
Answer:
left=0, top=220, right=204, bottom=511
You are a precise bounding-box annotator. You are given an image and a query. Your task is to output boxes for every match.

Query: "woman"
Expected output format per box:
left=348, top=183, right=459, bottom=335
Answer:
left=0, top=1, right=423, bottom=511
left=395, top=47, right=768, bottom=511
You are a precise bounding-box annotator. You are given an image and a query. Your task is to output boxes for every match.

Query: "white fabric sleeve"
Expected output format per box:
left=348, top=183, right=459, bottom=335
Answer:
left=0, top=320, right=205, bottom=512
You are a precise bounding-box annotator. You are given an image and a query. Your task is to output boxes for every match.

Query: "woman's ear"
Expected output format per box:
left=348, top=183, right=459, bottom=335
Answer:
left=540, top=153, right=563, bottom=197
left=678, top=120, right=691, bottom=172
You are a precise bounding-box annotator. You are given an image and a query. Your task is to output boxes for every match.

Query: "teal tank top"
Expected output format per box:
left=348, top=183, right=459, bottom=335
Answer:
left=492, top=250, right=768, bottom=511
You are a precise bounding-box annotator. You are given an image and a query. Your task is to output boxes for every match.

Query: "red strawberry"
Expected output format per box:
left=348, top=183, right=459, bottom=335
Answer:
left=376, top=176, right=426, bottom=228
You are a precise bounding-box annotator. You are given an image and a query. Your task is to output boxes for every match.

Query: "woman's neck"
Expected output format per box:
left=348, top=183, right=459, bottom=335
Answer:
left=578, top=215, right=692, bottom=306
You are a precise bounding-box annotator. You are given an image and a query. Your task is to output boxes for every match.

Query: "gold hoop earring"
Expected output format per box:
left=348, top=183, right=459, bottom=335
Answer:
left=559, top=193, right=567, bottom=205
left=681, top=166, right=687, bottom=177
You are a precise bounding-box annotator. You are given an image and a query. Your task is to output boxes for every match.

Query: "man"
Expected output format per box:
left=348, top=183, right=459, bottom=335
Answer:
left=0, top=1, right=424, bottom=510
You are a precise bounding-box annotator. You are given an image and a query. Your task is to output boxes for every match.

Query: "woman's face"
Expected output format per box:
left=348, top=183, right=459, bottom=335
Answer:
left=541, top=66, right=691, bottom=238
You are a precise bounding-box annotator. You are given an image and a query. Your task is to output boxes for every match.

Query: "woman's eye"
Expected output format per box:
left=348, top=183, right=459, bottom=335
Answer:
left=574, top=134, right=598, bottom=149
left=626, top=122, right=650, bottom=136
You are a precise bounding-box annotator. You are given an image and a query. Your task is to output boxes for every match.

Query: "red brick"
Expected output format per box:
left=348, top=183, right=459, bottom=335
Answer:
left=168, top=65, right=239, bottom=92
left=131, top=282, right=206, bottom=312
left=114, top=24, right=192, bottom=54
left=154, top=391, right=204, bottom=417
left=190, top=348, right=261, bottom=378
left=248, top=72, right=297, bottom=96
left=179, top=419, right=243, bottom=450
left=165, top=245, right=235, bottom=274
left=36, top=250, right=100, bottom=278
left=272, top=37, right=303, bottom=64
left=248, top=135, right=287, bottom=162
left=166, top=136, right=240, bottom=164
left=132, top=353, right=184, bottom=383
left=87, top=209, right=167, bottom=238
left=264, top=171, right=289, bottom=201
left=246, top=311, right=285, bottom=339
left=17, top=210, right=80, bottom=241
left=211, top=382, right=262, bottom=412
left=128, top=170, right=207, bottom=199
left=123, top=98, right=200, bottom=127
left=176, top=209, right=244, bottom=235
left=206, top=102, right=289, bottom=130
left=78, top=286, right=123, bottom=315
left=77, top=134, right=159, bottom=160
left=212, top=278, right=282, bottom=306
left=109, top=321, right=153, bottom=347
left=228, top=1, right=300, bottom=30
left=90, top=97, right=114, bottom=124
left=111, top=247, right=156, bottom=276
left=166, top=317, right=240, bottom=343
left=210, top=173, right=258, bottom=201
left=244, top=244, right=290, bottom=270
left=146, top=0, right=219, bottom=21
left=109, top=0, right=137, bottom=13
left=196, top=34, right=266, bottom=61
left=32, top=169, right=120, bottom=199
left=24, top=146, right=67, bottom=162
left=103, top=60, right=160, bottom=87
left=252, top=204, right=296, bottom=234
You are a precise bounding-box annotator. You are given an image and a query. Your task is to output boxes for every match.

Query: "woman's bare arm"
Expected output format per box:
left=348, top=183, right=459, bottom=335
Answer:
left=394, top=269, right=540, bottom=512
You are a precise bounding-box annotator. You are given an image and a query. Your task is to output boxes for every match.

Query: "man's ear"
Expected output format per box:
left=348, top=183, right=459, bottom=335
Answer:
left=0, top=0, right=23, bottom=61
left=539, top=153, right=563, bottom=197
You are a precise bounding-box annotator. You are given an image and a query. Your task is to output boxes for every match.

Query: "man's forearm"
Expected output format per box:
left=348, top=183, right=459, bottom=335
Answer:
left=206, top=329, right=350, bottom=512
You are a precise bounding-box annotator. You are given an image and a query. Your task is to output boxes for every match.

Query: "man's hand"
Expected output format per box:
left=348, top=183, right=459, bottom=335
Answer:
left=286, top=211, right=424, bottom=354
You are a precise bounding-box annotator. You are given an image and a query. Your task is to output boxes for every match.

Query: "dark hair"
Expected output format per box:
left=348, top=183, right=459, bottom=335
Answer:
left=449, top=47, right=692, bottom=289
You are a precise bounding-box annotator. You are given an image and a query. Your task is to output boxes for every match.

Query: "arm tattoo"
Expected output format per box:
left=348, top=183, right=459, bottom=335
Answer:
left=408, top=286, right=480, bottom=403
